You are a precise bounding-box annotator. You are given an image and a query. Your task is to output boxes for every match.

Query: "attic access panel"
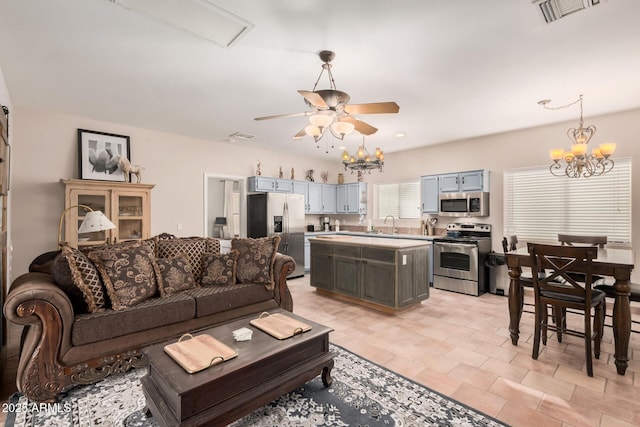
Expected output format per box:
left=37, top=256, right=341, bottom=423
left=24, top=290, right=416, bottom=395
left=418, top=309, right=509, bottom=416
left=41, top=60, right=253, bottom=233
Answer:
left=110, top=0, right=254, bottom=47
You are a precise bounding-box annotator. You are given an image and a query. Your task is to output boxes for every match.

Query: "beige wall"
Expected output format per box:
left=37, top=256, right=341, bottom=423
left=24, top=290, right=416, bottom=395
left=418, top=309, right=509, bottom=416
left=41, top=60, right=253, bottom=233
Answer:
left=9, top=108, right=343, bottom=279
left=363, top=107, right=640, bottom=281
left=8, top=105, right=640, bottom=283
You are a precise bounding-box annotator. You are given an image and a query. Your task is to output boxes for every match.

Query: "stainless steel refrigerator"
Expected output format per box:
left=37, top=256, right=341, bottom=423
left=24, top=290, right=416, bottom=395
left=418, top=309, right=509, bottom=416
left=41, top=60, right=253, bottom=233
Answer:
left=247, top=192, right=305, bottom=278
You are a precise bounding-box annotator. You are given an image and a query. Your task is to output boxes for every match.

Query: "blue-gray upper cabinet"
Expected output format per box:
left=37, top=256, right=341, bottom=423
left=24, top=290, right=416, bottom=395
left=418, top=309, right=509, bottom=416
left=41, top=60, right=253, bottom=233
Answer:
left=248, top=176, right=294, bottom=193
left=248, top=176, right=276, bottom=192
left=336, top=183, right=367, bottom=214
left=292, top=180, right=307, bottom=196
left=322, top=184, right=337, bottom=213
left=438, top=170, right=488, bottom=193
left=275, top=179, right=293, bottom=193
left=293, top=180, right=309, bottom=211
left=307, top=183, right=336, bottom=214
left=307, top=182, right=325, bottom=213
left=420, top=175, right=439, bottom=213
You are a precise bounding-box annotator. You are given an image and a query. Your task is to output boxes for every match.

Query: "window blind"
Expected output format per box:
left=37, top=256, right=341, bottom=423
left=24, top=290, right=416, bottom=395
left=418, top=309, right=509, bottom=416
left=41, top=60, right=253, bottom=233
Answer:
left=504, top=158, right=631, bottom=244
left=376, top=180, right=421, bottom=219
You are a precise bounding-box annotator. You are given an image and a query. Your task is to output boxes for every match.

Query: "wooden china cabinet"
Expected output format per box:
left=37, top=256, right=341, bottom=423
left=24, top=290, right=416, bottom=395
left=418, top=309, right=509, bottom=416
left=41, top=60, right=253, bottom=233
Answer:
left=61, top=179, right=154, bottom=248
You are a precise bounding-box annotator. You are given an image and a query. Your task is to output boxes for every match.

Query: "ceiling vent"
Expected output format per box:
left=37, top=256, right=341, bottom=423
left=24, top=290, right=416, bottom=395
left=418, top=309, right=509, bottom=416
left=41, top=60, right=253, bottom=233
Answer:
left=109, top=0, right=254, bottom=47
left=532, top=0, right=600, bottom=23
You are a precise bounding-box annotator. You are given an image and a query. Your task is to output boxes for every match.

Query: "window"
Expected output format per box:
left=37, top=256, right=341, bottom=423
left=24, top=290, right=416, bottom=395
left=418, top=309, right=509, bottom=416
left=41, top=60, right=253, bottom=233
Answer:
left=504, top=158, right=631, bottom=244
left=376, top=180, right=421, bottom=219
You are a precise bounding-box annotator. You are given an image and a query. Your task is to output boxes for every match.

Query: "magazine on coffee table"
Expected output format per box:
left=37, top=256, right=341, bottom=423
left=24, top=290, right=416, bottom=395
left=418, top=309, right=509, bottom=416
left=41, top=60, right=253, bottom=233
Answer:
left=250, top=312, right=312, bottom=340
left=164, top=333, right=237, bottom=373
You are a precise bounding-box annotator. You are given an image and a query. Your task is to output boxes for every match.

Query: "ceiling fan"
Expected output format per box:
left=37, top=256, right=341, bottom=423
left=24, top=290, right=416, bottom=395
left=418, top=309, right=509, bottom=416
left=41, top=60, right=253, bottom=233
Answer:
left=254, top=50, right=400, bottom=142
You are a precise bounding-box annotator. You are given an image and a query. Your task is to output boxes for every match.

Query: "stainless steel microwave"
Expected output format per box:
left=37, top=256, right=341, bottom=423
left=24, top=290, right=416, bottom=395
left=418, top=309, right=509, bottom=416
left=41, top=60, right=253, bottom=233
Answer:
left=439, top=192, right=489, bottom=217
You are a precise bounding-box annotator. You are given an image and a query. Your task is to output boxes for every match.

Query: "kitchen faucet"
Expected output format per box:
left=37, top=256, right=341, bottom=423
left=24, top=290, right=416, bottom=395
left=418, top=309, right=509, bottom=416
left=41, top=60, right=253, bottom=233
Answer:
left=384, top=215, right=397, bottom=234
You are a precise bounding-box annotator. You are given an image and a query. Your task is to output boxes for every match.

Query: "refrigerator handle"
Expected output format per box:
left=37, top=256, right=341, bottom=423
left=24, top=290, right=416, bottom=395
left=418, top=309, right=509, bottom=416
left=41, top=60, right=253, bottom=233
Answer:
left=283, top=201, right=289, bottom=235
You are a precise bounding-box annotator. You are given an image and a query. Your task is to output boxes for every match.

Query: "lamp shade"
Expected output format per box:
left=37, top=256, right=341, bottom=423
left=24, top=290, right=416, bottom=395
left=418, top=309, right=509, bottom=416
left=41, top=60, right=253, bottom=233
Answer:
left=331, top=120, right=355, bottom=139
left=304, top=124, right=321, bottom=137
left=309, top=113, right=334, bottom=128
left=599, top=142, right=616, bottom=157
left=77, top=211, right=117, bottom=234
left=214, top=217, right=227, bottom=225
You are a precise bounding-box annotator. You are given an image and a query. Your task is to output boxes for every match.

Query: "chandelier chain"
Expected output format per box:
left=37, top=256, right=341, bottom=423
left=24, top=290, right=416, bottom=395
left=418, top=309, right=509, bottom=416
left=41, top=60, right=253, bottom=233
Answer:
left=539, top=94, right=584, bottom=111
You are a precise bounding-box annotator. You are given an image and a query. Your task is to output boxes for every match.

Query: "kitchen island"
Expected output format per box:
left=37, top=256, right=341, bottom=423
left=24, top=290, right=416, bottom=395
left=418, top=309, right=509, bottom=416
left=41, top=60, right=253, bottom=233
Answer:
left=309, top=235, right=431, bottom=313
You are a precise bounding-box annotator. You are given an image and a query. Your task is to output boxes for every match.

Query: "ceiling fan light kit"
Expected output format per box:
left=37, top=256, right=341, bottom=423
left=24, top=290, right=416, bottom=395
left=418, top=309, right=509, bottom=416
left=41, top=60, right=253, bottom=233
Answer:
left=254, top=50, right=399, bottom=168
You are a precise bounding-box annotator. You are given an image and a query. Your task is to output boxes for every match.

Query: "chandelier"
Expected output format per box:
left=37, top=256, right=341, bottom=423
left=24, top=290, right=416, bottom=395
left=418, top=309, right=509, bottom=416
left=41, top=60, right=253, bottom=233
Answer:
left=539, top=94, right=616, bottom=178
left=342, top=136, right=384, bottom=173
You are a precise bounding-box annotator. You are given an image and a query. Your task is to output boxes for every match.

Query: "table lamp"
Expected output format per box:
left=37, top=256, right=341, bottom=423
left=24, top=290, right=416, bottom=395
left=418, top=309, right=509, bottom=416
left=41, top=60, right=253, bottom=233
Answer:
left=58, top=204, right=117, bottom=247
left=214, top=217, right=227, bottom=239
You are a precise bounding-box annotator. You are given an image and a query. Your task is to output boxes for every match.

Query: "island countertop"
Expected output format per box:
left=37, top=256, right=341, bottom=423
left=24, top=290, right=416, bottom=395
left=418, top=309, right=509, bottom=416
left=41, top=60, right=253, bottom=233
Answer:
left=309, top=235, right=431, bottom=249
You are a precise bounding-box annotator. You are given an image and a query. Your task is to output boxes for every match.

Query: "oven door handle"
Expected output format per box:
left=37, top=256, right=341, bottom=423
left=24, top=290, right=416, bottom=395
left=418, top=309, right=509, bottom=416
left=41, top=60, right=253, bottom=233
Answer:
left=435, top=242, right=478, bottom=249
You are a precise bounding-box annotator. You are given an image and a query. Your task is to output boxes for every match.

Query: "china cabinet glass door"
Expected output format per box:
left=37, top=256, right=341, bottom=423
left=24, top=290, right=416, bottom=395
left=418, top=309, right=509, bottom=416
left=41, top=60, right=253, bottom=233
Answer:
left=115, top=193, right=146, bottom=241
left=71, top=190, right=113, bottom=246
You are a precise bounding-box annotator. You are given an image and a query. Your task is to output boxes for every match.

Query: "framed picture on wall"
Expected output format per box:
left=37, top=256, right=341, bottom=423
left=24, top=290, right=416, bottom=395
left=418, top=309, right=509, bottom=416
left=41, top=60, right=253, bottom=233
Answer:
left=78, top=129, right=131, bottom=181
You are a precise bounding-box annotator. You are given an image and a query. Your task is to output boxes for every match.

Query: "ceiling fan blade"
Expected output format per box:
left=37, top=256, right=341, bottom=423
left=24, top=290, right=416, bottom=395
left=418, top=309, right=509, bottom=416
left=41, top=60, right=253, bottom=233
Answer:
left=344, top=102, right=400, bottom=115
left=341, top=116, right=378, bottom=135
left=298, top=90, right=329, bottom=109
left=293, top=128, right=307, bottom=139
left=254, top=111, right=312, bottom=121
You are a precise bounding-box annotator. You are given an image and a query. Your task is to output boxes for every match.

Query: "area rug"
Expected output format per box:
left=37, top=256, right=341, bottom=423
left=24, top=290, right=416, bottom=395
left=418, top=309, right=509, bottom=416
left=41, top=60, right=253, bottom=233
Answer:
left=6, top=344, right=509, bottom=426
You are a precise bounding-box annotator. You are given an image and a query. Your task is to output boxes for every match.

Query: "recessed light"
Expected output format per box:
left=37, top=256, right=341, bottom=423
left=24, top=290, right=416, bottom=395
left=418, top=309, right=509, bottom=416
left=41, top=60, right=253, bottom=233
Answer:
left=394, top=132, right=406, bottom=138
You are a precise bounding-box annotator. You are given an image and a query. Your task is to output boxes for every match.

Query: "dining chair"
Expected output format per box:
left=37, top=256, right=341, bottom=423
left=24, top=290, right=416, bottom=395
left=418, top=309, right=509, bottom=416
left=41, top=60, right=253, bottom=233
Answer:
left=528, top=243, right=606, bottom=377
left=557, top=233, right=640, bottom=333
left=504, top=236, right=557, bottom=315
left=558, top=234, right=607, bottom=248
left=558, top=234, right=607, bottom=283
left=503, top=236, right=535, bottom=314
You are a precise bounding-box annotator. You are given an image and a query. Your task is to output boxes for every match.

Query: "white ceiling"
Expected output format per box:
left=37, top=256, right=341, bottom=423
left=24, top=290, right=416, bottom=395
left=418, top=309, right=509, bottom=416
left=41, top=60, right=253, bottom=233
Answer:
left=1, top=0, right=639, bottom=160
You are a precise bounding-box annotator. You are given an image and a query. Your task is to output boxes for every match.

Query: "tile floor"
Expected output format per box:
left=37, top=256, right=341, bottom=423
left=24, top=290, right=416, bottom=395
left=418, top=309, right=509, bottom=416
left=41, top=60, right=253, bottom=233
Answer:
left=1, top=276, right=639, bottom=426
left=287, top=276, right=640, bottom=427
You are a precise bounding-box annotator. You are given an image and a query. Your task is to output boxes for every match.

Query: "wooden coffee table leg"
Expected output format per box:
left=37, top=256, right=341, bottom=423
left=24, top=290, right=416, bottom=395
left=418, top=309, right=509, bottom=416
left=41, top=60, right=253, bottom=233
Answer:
left=322, top=359, right=334, bottom=387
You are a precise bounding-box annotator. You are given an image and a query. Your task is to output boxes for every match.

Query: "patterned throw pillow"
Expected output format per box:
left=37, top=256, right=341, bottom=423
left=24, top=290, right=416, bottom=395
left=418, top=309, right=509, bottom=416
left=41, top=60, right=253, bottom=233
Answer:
left=201, top=250, right=239, bottom=286
left=232, top=236, right=280, bottom=290
left=81, top=238, right=156, bottom=256
left=50, top=252, right=89, bottom=314
left=88, top=244, right=158, bottom=310
left=154, top=254, right=197, bottom=297
left=156, top=238, right=217, bottom=282
left=60, top=245, right=107, bottom=313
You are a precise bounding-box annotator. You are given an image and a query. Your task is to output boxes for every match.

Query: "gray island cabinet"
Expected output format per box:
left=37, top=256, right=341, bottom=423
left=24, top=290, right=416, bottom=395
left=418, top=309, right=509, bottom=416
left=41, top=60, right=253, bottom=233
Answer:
left=309, top=236, right=431, bottom=313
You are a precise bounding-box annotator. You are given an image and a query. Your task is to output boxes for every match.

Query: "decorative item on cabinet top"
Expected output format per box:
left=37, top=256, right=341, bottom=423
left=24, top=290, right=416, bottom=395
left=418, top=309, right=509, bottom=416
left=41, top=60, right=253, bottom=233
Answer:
left=78, top=129, right=131, bottom=182
left=118, top=157, right=144, bottom=183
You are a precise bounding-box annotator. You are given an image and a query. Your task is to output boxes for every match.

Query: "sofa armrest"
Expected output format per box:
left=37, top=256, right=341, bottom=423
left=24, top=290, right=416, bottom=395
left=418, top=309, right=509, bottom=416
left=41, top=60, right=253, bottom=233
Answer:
left=3, top=272, right=76, bottom=402
left=273, top=253, right=295, bottom=311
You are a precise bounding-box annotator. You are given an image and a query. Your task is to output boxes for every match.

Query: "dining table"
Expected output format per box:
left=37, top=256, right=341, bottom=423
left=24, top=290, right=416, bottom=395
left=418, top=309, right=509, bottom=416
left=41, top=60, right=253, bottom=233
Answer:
left=505, top=245, right=635, bottom=375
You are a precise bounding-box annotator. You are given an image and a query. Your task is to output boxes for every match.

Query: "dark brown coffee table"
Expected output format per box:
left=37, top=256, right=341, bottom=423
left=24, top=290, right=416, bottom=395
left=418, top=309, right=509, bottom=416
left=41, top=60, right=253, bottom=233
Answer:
left=141, top=308, right=334, bottom=427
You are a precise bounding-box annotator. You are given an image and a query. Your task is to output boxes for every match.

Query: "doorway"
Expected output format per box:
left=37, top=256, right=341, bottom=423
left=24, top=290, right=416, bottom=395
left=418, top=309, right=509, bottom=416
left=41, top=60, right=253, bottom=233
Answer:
left=203, top=174, right=246, bottom=239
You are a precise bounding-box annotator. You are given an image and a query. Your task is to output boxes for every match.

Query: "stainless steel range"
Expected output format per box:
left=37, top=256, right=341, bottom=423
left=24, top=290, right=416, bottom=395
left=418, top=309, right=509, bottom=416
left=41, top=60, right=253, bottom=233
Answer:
left=433, top=223, right=492, bottom=296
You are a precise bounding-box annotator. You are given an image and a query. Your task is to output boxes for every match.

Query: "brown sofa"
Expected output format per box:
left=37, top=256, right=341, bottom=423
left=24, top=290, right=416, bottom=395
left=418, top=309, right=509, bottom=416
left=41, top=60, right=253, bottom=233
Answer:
left=3, top=234, right=295, bottom=403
